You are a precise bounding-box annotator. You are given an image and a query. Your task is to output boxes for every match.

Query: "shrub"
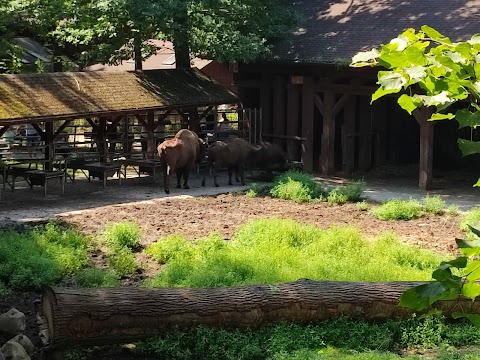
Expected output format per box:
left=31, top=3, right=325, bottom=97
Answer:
left=372, top=199, right=423, bottom=220
left=356, top=201, right=369, bottom=211
left=146, top=218, right=446, bottom=288
left=460, top=207, right=480, bottom=234
left=75, top=268, right=119, bottom=287
left=107, top=247, right=139, bottom=277
left=145, top=234, right=194, bottom=263
left=327, top=190, right=349, bottom=204
left=102, top=221, right=142, bottom=250
left=445, top=204, right=460, bottom=216
left=245, top=189, right=257, bottom=198
left=423, top=195, right=446, bottom=215
left=333, top=180, right=365, bottom=202
left=270, top=170, right=324, bottom=202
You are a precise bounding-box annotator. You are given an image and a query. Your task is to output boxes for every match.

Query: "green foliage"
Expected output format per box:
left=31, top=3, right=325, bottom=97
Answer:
left=0, top=222, right=89, bottom=290
left=446, top=204, right=460, bottom=216
left=351, top=26, right=480, bottom=185
left=460, top=207, right=480, bottom=234
left=245, top=189, right=257, bottom=198
left=145, top=234, right=194, bottom=263
left=327, top=191, right=349, bottom=204
left=102, top=221, right=141, bottom=250
left=329, top=180, right=366, bottom=203
left=270, top=170, right=324, bottom=202
left=372, top=199, right=423, bottom=220
left=107, top=247, right=139, bottom=277
left=146, top=219, right=446, bottom=288
left=423, top=195, right=446, bottom=215
left=356, top=200, right=370, bottom=211
left=136, top=317, right=480, bottom=360
left=75, top=268, right=119, bottom=287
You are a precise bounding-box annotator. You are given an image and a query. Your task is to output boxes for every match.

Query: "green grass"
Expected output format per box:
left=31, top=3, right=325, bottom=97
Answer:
left=0, top=222, right=89, bottom=291
left=423, top=195, right=446, bottom=215
left=134, top=317, right=480, bottom=360
left=75, top=268, right=119, bottom=287
left=101, top=221, right=142, bottom=250
left=356, top=200, right=370, bottom=211
left=145, top=218, right=447, bottom=288
left=372, top=199, right=423, bottom=220
left=460, top=207, right=480, bottom=236
left=270, top=170, right=325, bottom=202
left=107, top=246, right=139, bottom=277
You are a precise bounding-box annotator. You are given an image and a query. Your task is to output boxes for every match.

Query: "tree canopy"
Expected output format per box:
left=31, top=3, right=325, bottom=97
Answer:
left=13, top=0, right=297, bottom=70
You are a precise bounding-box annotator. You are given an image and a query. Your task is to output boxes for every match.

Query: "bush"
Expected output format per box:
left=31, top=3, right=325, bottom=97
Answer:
left=356, top=201, right=369, bottom=211
left=327, top=190, right=349, bottom=204
left=460, top=207, right=480, bottom=234
left=372, top=199, right=423, bottom=220
left=145, top=234, right=194, bottom=263
left=146, top=218, right=446, bottom=288
left=270, top=170, right=324, bottom=202
left=107, top=247, right=139, bottom=277
left=75, top=268, right=119, bottom=287
left=102, top=221, right=142, bottom=250
left=331, top=180, right=365, bottom=202
left=0, top=222, right=90, bottom=291
left=423, top=195, right=446, bottom=215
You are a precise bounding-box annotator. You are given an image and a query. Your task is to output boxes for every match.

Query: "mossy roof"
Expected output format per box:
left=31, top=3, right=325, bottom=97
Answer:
left=0, top=69, right=238, bottom=123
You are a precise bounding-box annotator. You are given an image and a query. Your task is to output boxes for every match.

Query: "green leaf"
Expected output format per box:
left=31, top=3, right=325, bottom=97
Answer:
left=474, top=178, right=480, bottom=188
left=462, top=281, right=480, bottom=300
left=455, top=238, right=480, bottom=257
left=455, top=109, right=480, bottom=128
left=398, top=94, right=421, bottom=114
left=467, top=223, right=480, bottom=238
left=377, top=72, right=407, bottom=90
left=421, top=25, right=452, bottom=44
left=465, top=260, right=480, bottom=280
left=468, top=34, right=480, bottom=45
left=439, top=257, right=468, bottom=269
left=453, top=312, right=480, bottom=328
left=351, top=49, right=379, bottom=66
left=458, top=138, right=480, bottom=157
left=413, top=91, right=451, bottom=107
left=399, top=286, right=431, bottom=311
left=429, top=113, right=455, bottom=120
left=371, top=87, right=399, bottom=102
left=403, top=65, right=426, bottom=83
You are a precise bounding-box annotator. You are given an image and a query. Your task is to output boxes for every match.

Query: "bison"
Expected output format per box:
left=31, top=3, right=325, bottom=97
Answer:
left=247, top=141, right=288, bottom=172
left=157, top=129, right=204, bottom=194
left=201, top=137, right=253, bottom=187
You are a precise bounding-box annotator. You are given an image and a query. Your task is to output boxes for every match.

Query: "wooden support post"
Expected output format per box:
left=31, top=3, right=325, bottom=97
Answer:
left=260, top=73, right=272, bottom=136
left=273, top=75, right=286, bottom=147
left=98, top=117, right=107, bottom=162
left=146, top=111, right=155, bottom=159
left=44, top=122, right=54, bottom=170
left=301, top=76, right=315, bottom=171
left=320, top=92, right=335, bottom=174
left=373, top=101, right=388, bottom=167
left=358, top=97, right=372, bottom=171
left=414, top=107, right=435, bottom=190
left=287, top=82, right=300, bottom=161
left=342, top=95, right=356, bottom=174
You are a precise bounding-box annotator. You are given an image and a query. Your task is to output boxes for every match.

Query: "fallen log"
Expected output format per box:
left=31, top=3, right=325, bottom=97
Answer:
left=39, top=280, right=480, bottom=350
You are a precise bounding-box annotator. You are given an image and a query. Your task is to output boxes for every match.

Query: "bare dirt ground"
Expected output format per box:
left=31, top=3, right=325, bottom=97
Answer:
left=0, top=166, right=478, bottom=359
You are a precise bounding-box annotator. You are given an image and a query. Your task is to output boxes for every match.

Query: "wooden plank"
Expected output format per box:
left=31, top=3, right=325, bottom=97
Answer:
left=301, top=76, right=315, bottom=171
left=146, top=111, right=156, bottom=159
left=287, top=82, right=300, bottom=161
left=320, top=92, right=335, bottom=174
left=272, top=76, right=286, bottom=147
left=342, top=95, right=356, bottom=174
left=373, top=101, right=388, bottom=167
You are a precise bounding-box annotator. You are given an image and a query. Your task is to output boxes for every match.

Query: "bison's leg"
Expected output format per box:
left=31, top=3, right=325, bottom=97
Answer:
left=213, top=164, right=220, bottom=187
left=234, top=166, right=240, bottom=183
left=183, top=169, right=190, bottom=189
left=176, top=169, right=183, bottom=188
left=228, top=168, right=234, bottom=185
left=163, top=166, right=170, bottom=194
left=239, top=165, right=246, bottom=186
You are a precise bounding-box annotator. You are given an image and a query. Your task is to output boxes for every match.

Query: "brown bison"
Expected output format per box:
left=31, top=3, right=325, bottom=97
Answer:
left=201, top=137, right=253, bottom=187
left=247, top=141, right=288, bottom=172
left=157, top=129, right=204, bottom=194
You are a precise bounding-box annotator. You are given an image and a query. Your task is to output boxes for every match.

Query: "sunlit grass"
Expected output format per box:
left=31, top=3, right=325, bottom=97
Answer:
left=145, top=218, right=447, bottom=288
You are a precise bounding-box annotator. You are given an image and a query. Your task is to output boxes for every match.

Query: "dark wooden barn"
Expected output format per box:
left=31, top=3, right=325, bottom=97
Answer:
left=234, top=0, right=480, bottom=189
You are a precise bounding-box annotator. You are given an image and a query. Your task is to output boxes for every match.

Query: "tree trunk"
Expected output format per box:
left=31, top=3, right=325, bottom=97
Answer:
left=39, top=280, right=480, bottom=350
left=133, top=34, right=143, bottom=71
left=172, top=4, right=191, bottom=69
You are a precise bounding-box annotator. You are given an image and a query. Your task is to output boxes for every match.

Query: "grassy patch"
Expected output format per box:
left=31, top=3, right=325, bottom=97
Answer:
left=135, top=317, right=480, bottom=360
left=107, top=247, right=139, bottom=277
left=270, top=170, right=324, bottom=202
left=75, top=268, right=119, bottom=287
left=423, top=195, right=446, bottom=215
left=460, top=207, right=480, bottom=235
left=372, top=199, right=423, bottom=220
left=0, top=222, right=89, bottom=291
left=101, top=221, right=142, bottom=250
left=145, top=218, right=446, bottom=288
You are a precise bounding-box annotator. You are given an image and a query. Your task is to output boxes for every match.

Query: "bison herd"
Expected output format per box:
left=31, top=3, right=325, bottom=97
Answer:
left=157, top=129, right=290, bottom=194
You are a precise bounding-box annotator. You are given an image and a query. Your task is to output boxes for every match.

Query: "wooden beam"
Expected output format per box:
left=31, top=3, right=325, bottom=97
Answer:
left=301, top=76, right=315, bottom=171
left=287, top=82, right=300, bottom=161
left=53, top=120, right=72, bottom=141
left=320, top=92, right=335, bottom=174
left=358, top=97, right=372, bottom=171
left=146, top=111, right=156, bottom=159
left=0, top=125, right=11, bottom=137
left=342, top=95, right=357, bottom=174
left=260, top=73, right=273, bottom=135
left=414, top=107, right=435, bottom=190
left=273, top=75, right=286, bottom=147
left=314, top=94, right=325, bottom=115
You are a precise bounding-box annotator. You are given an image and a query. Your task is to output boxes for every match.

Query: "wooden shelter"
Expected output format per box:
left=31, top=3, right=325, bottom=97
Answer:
left=0, top=69, right=238, bottom=167
left=234, top=0, right=480, bottom=189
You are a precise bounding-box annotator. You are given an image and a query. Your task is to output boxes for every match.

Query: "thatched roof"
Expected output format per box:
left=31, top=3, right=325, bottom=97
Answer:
left=0, top=69, right=238, bottom=123
left=273, top=0, right=480, bottom=64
